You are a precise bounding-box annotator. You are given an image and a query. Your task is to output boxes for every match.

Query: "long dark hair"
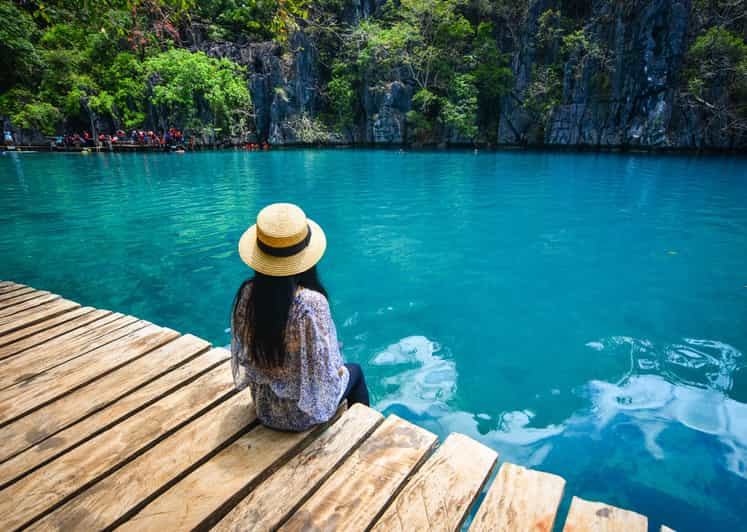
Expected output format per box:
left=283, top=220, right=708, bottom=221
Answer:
left=232, top=265, right=328, bottom=369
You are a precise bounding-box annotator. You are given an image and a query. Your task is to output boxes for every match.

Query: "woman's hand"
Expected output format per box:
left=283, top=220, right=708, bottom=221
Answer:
left=338, top=366, right=344, bottom=377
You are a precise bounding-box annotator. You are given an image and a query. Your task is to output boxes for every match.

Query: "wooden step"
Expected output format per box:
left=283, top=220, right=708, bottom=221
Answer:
left=32, top=387, right=256, bottom=531
left=0, top=340, right=217, bottom=464
left=470, top=462, right=566, bottom=532
left=0, top=314, right=146, bottom=390
left=280, top=415, right=438, bottom=532
left=0, top=307, right=106, bottom=359
left=214, top=404, right=384, bottom=532
left=0, top=360, right=237, bottom=530
left=0, top=339, right=218, bottom=488
left=0, top=282, right=27, bottom=295
left=372, top=433, right=498, bottom=532
left=0, top=292, right=60, bottom=318
left=563, top=496, right=647, bottom=532
left=0, top=287, right=42, bottom=307
left=119, top=406, right=351, bottom=532
left=0, top=325, right=179, bottom=426
left=0, top=298, right=80, bottom=336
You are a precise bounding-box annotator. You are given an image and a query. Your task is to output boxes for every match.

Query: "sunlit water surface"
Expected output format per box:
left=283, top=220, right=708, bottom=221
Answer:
left=2, top=149, right=746, bottom=530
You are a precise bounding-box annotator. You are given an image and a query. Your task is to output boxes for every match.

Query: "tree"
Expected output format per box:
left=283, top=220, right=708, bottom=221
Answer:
left=144, top=49, right=252, bottom=131
left=685, top=26, right=747, bottom=134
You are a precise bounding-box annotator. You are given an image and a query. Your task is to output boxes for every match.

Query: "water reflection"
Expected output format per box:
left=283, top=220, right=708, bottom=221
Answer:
left=373, top=334, right=746, bottom=479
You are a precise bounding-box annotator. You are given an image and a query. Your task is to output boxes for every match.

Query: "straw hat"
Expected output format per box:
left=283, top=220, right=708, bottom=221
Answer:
left=238, top=203, right=327, bottom=277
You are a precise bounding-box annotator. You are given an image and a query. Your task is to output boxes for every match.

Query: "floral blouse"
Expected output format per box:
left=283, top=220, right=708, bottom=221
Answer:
left=231, top=286, right=349, bottom=432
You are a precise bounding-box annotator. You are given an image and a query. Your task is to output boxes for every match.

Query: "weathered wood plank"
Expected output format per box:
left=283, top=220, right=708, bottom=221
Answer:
left=0, top=314, right=144, bottom=390
left=0, top=339, right=218, bottom=489
left=0, top=306, right=100, bottom=353
left=0, top=290, right=51, bottom=310
left=32, top=387, right=256, bottom=531
left=215, top=404, right=384, bottom=532
left=0, top=286, right=37, bottom=304
left=0, top=360, right=237, bottom=531
left=0, top=299, right=80, bottom=336
left=0, top=340, right=220, bottom=465
left=0, top=307, right=109, bottom=360
left=563, top=497, right=647, bottom=532
left=0, top=293, right=60, bottom=318
left=0, top=324, right=178, bottom=426
left=280, top=415, right=438, bottom=532
left=118, top=408, right=350, bottom=532
left=470, top=462, right=565, bottom=532
left=373, top=433, right=498, bottom=532
left=0, top=282, right=26, bottom=295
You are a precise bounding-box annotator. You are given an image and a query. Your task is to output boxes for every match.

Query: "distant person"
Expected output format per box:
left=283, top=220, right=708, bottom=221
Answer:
left=231, top=203, right=369, bottom=432
left=4, top=130, right=14, bottom=146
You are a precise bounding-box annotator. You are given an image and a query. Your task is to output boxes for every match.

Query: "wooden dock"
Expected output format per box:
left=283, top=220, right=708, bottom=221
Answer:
left=0, top=280, right=670, bottom=531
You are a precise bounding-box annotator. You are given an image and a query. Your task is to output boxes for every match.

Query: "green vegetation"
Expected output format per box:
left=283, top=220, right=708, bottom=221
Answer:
left=2, top=0, right=745, bottom=144
left=684, top=26, right=747, bottom=133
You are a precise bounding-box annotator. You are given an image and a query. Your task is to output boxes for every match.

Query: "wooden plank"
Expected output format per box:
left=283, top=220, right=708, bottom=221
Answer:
left=373, top=433, right=498, bottom=532
left=0, top=324, right=178, bottom=426
left=0, top=360, right=238, bottom=531
left=0, top=307, right=109, bottom=360
left=32, top=387, right=256, bottom=531
left=470, top=462, right=565, bottom=532
left=0, top=289, right=51, bottom=310
left=280, top=415, right=438, bottom=532
left=215, top=404, right=385, bottom=532
left=0, top=293, right=60, bottom=318
left=0, top=341, right=221, bottom=465
left=563, top=497, right=647, bottom=532
left=0, top=299, right=80, bottom=336
left=0, top=282, right=26, bottom=295
left=123, top=404, right=363, bottom=532
left=0, top=286, right=36, bottom=303
left=0, top=306, right=100, bottom=352
left=0, top=339, right=219, bottom=488
left=0, top=314, right=144, bottom=390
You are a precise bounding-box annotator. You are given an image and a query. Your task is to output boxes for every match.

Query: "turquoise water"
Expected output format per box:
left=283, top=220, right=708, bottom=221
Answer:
left=2, top=149, right=746, bottom=530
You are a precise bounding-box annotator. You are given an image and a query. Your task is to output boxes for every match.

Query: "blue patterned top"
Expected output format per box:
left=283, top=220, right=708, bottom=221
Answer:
left=231, top=286, right=349, bottom=431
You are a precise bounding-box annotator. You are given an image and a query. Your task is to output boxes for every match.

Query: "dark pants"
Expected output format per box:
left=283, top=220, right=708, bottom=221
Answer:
left=341, top=363, right=370, bottom=407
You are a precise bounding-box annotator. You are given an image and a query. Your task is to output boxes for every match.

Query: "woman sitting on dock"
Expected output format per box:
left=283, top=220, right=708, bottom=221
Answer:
left=231, top=203, right=369, bottom=432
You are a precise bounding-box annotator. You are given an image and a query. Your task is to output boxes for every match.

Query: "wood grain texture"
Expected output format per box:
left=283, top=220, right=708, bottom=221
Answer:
left=563, top=497, right=647, bottom=532
left=0, top=307, right=102, bottom=356
left=0, top=360, right=237, bottom=531
left=215, top=404, right=384, bottom=532
left=0, top=299, right=80, bottom=336
left=0, top=338, right=218, bottom=489
left=0, top=282, right=26, bottom=295
left=280, top=414, right=438, bottom=532
left=0, top=288, right=40, bottom=307
left=0, top=324, right=178, bottom=426
left=32, top=387, right=256, bottom=531
left=0, top=342, right=221, bottom=464
left=119, top=408, right=351, bottom=532
left=373, top=432, right=498, bottom=532
left=0, top=293, right=60, bottom=318
left=0, top=314, right=144, bottom=390
left=470, top=462, right=565, bottom=532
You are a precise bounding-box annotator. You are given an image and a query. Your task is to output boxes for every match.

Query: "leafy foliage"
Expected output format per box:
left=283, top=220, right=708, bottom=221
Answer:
left=685, top=26, right=747, bottom=132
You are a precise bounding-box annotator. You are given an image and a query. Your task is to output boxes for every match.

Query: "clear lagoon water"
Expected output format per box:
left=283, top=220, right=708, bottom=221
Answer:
left=1, top=149, right=746, bottom=530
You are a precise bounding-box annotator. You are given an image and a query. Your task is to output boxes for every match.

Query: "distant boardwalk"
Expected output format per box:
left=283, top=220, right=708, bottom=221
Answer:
left=0, top=281, right=667, bottom=531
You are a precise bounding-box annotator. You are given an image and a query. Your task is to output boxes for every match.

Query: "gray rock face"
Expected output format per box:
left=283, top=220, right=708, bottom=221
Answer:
left=500, top=0, right=746, bottom=149
left=363, top=81, right=412, bottom=144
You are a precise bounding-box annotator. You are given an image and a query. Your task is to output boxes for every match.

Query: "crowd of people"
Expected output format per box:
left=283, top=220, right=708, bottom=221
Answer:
left=54, top=127, right=193, bottom=150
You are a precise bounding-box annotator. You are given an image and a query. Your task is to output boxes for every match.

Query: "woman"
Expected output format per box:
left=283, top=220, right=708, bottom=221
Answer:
left=231, top=203, right=369, bottom=432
